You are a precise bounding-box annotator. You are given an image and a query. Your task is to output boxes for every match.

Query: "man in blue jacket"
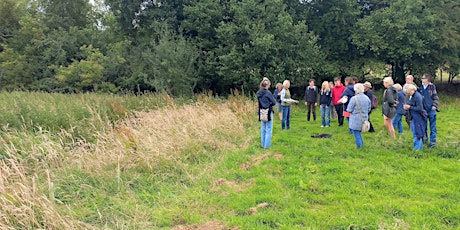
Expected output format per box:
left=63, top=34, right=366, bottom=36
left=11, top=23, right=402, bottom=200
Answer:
left=420, top=74, right=439, bottom=148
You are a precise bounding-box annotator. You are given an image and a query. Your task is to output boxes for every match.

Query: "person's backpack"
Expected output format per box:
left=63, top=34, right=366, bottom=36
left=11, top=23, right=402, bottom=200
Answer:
left=371, top=94, right=378, bottom=109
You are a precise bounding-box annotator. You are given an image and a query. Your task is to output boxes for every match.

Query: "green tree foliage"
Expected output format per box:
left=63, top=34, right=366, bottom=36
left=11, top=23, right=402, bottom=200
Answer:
left=1, top=0, right=459, bottom=94
left=304, top=0, right=361, bottom=77
left=215, top=0, right=324, bottom=90
left=128, top=28, right=198, bottom=97
left=39, top=0, right=91, bottom=30
left=0, top=14, right=47, bottom=91
left=55, top=45, right=115, bottom=92
left=420, top=0, right=460, bottom=79
left=352, top=0, right=437, bottom=82
left=182, top=0, right=231, bottom=93
left=0, top=0, right=24, bottom=45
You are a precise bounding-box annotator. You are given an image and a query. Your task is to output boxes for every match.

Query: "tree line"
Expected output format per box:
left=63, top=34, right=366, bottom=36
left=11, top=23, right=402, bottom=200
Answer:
left=0, top=0, right=459, bottom=96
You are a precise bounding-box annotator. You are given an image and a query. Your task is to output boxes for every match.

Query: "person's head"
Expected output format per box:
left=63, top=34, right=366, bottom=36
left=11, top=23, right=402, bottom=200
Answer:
left=275, top=83, right=283, bottom=90
left=405, top=75, right=414, bottom=84
left=393, top=83, right=402, bottom=91
left=421, top=73, right=432, bottom=84
left=363, top=81, right=372, bottom=91
left=321, top=81, right=330, bottom=91
left=309, top=79, right=315, bottom=86
left=403, top=83, right=417, bottom=96
left=354, top=83, right=364, bottom=94
left=260, top=80, right=270, bottom=89
left=283, top=80, right=290, bottom=89
left=344, top=77, right=352, bottom=85
left=334, top=77, right=342, bottom=86
left=262, top=77, right=271, bottom=86
left=383, top=77, right=394, bottom=88
left=351, top=76, right=359, bottom=84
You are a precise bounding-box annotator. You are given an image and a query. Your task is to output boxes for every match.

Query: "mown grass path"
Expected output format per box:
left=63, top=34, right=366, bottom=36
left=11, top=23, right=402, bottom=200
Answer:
left=209, top=102, right=460, bottom=229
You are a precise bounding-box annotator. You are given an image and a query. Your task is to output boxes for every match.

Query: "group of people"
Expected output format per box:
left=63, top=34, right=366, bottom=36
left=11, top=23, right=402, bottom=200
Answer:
left=257, top=74, right=439, bottom=150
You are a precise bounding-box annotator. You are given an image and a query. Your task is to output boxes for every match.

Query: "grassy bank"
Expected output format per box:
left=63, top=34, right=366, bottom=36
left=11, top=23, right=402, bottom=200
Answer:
left=0, top=92, right=458, bottom=229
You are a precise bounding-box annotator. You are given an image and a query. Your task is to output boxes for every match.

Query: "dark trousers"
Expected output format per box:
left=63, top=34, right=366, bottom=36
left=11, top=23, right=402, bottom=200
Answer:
left=334, top=104, right=344, bottom=126
left=368, top=111, right=375, bottom=132
left=307, top=102, right=316, bottom=121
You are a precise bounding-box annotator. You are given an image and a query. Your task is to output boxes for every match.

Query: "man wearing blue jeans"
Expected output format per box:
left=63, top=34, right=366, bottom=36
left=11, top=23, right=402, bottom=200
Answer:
left=280, top=80, right=299, bottom=130
left=420, top=74, right=439, bottom=148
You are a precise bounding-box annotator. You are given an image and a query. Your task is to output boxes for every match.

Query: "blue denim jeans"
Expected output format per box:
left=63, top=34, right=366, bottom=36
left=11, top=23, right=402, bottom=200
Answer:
left=392, top=113, right=404, bottom=134
left=425, top=109, right=437, bottom=146
left=281, top=105, right=291, bottom=130
left=320, top=105, right=331, bottom=126
left=411, top=122, right=423, bottom=150
left=261, top=114, right=273, bottom=148
left=351, top=129, right=364, bottom=148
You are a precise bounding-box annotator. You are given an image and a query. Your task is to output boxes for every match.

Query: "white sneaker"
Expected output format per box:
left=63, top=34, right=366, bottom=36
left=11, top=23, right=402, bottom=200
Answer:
left=320, top=125, right=324, bottom=127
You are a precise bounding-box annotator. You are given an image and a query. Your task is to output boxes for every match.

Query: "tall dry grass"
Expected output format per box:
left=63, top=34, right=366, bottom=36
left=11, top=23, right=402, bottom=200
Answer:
left=71, top=97, right=253, bottom=180
left=0, top=132, right=94, bottom=229
left=0, top=93, right=256, bottom=228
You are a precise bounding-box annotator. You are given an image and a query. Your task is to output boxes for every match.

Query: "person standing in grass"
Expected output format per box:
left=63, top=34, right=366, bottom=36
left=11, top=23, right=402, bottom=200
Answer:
left=420, top=73, right=439, bottom=148
left=382, top=77, right=398, bottom=139
left=257, top=79, right=276, bottom=149
left=363, top=81, right=376, bottom=133
left=332, top=77, right=346, bottom=126
left=339, top=76, right=358, bottom=133
left=404, top=75, right=418, bottom=125
left=329, top=81, right=337, bottom=119
left=273, top=83, right=284, bottom=121
left=319, top=81, right=332, bottom=127
left=403, top=84, right=427, bottom=150
left=304, top=79, right=318, bottom=122
left=346, top=83, right=371, bottom=149
left=280, top=80, right=299, bottom=130
left=392, top=83, right=406, bottom=135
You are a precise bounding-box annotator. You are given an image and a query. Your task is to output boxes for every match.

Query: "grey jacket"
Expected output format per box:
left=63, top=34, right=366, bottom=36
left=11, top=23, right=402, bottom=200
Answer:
left=347, top=93, right=371, bottom=131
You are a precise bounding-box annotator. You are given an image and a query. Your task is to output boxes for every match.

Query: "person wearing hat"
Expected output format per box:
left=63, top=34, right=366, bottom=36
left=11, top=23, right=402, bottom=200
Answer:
left=420, top=73, right=439, bottom=148
left=363, top=81, right=376, bottom=132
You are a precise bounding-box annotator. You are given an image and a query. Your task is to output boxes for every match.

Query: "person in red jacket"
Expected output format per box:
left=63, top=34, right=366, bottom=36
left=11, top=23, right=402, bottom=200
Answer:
left=332, top=77, right=346, bottom=126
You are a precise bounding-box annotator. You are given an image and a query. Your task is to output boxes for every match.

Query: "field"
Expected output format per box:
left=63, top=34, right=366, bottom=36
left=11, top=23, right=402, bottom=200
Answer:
left=0, top=91, right=458, bottom=229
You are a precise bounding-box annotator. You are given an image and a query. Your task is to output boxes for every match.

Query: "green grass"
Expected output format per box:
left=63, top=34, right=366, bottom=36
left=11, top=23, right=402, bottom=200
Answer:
left=212, top=101, right=459, bottom=229
left=0, top=92, right=458, bottom=229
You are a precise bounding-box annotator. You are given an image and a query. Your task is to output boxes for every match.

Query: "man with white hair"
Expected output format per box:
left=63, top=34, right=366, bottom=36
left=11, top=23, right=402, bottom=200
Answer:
left=405, top=75, right=417, bottom=86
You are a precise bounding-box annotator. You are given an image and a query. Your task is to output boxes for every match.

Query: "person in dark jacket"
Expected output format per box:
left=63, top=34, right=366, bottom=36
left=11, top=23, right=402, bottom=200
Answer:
left=257, top=79, right=276, bottom=149
left=363, top=81, right=376, bottom=132
left=319, top=81, right=332, bottom=127
left=420, top=73, right=439, bottom=148
left=304, top=79, right=318, bottom=121
left=339, top=76, right=358, bottom=133
left=392, top=84, right=406, bottom=135
left=403, top=84, right=427, bottom=150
